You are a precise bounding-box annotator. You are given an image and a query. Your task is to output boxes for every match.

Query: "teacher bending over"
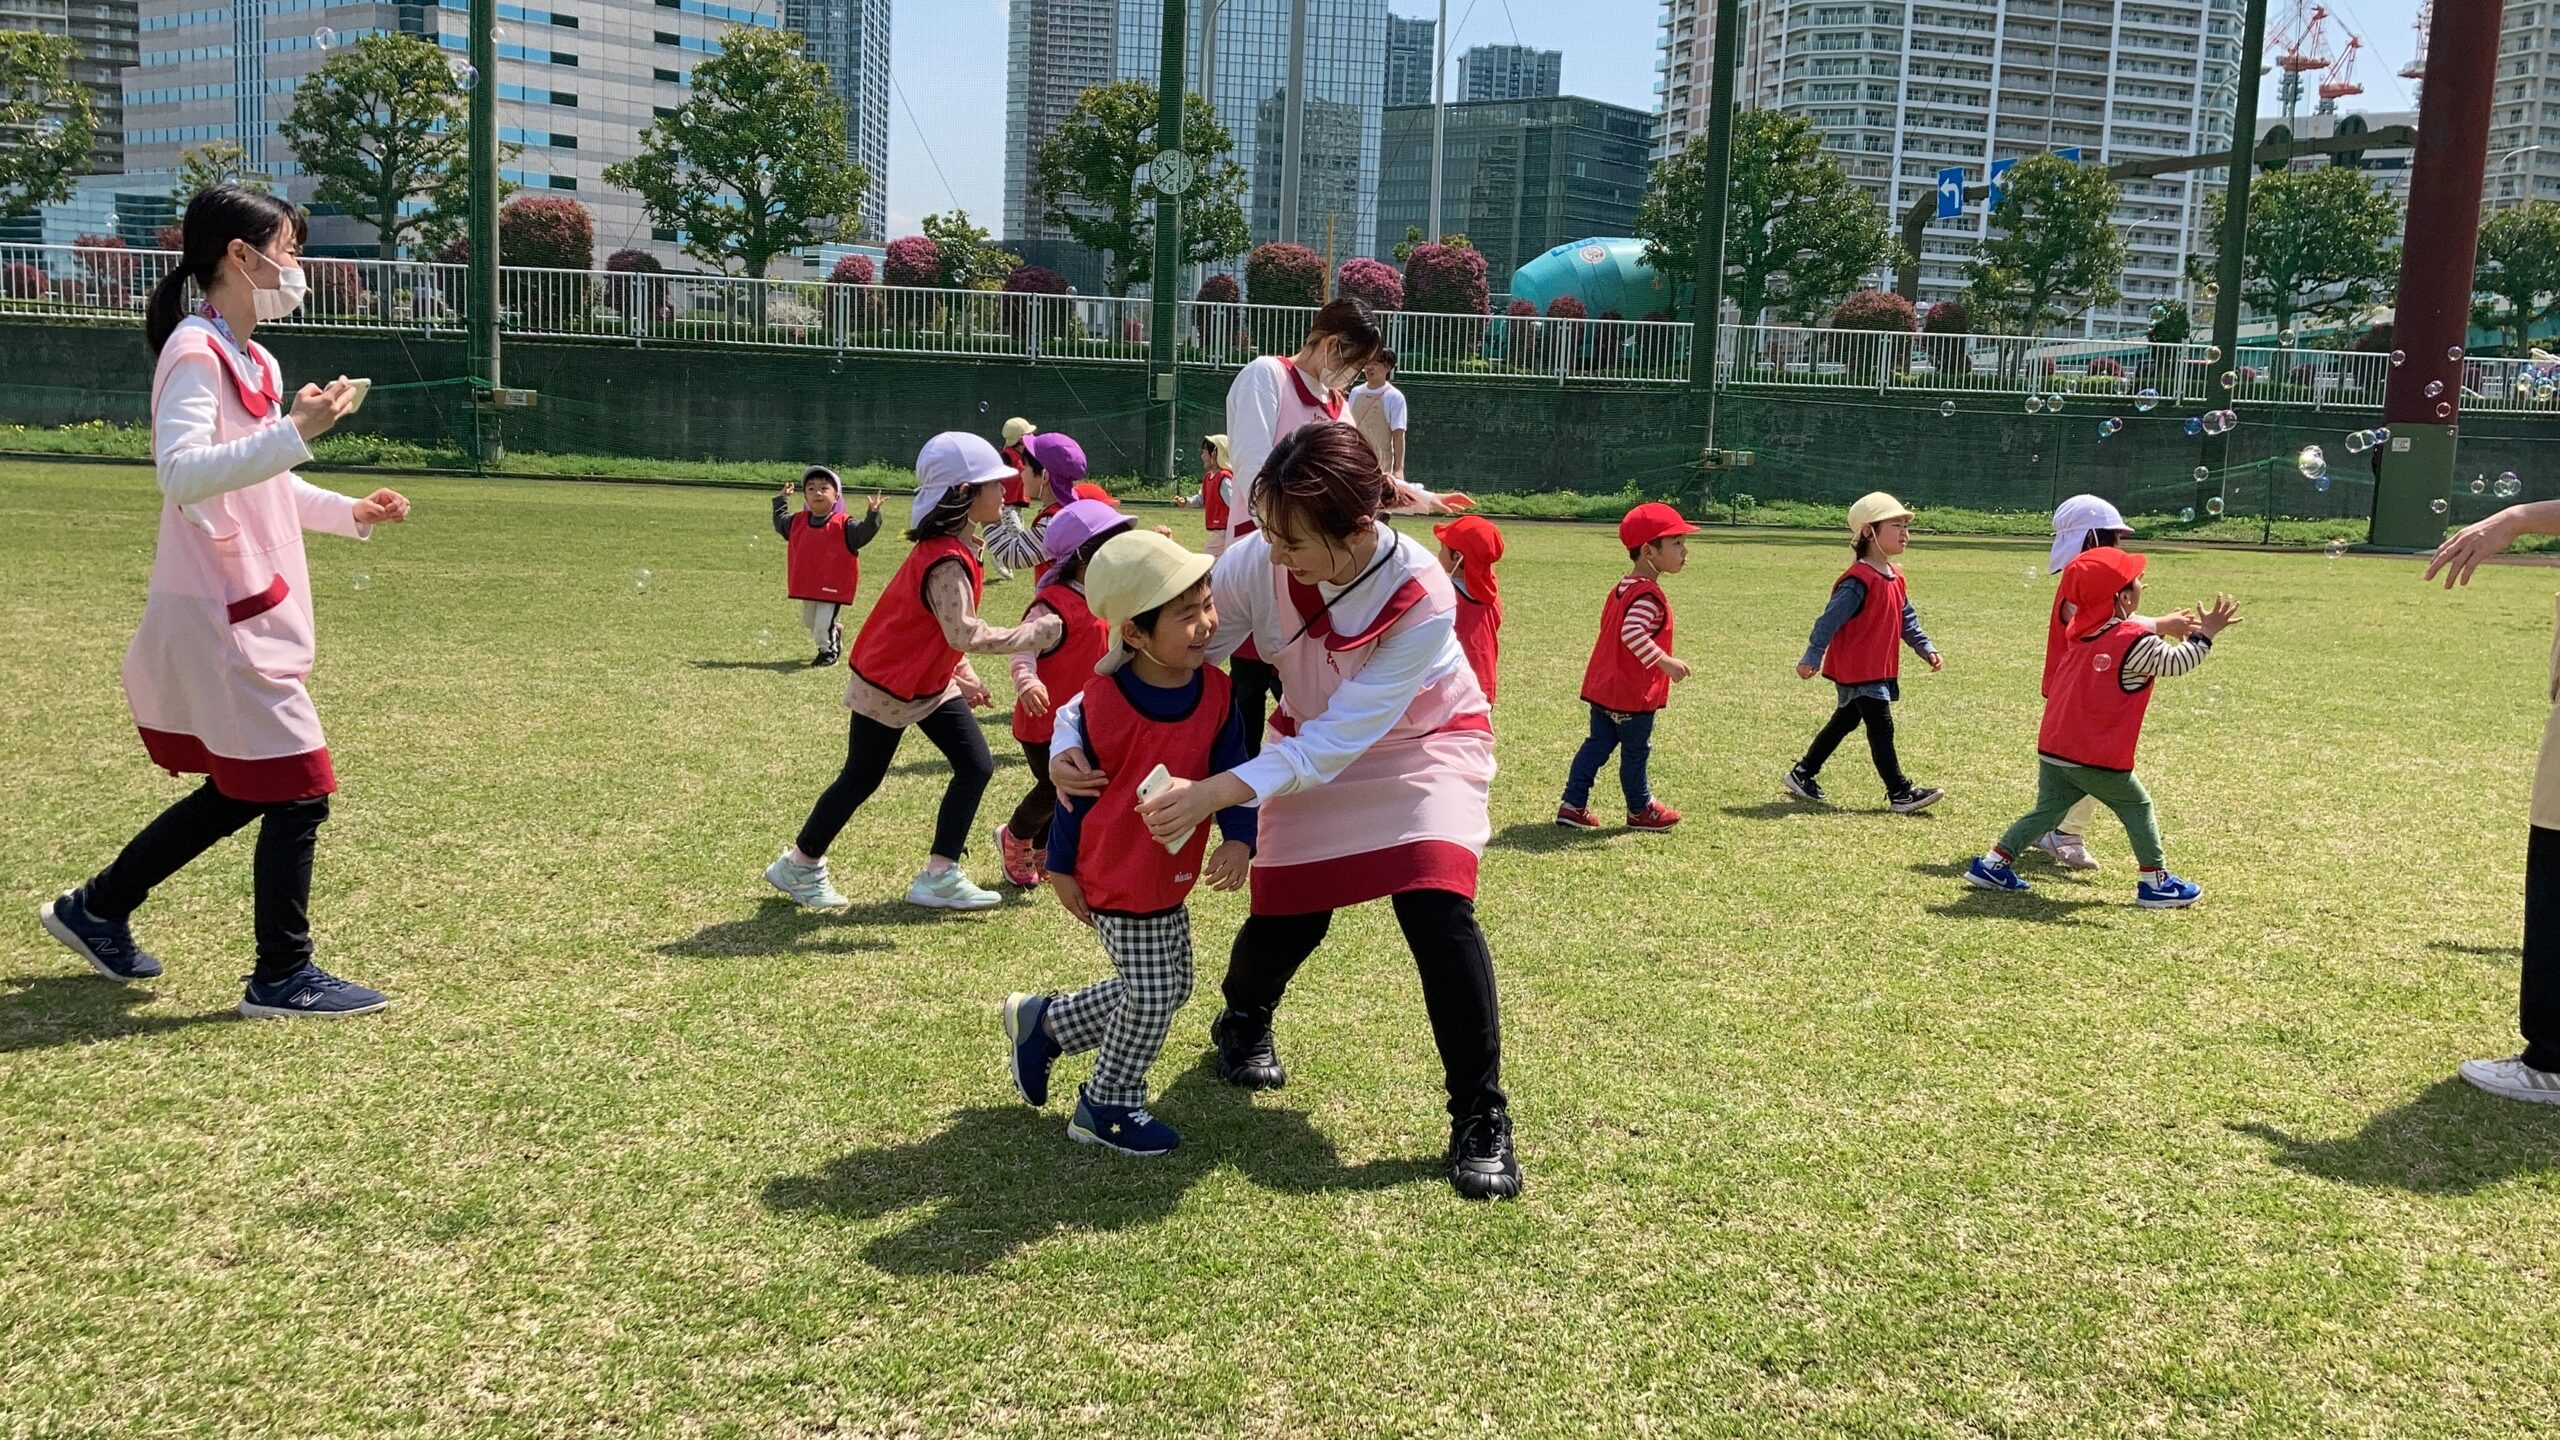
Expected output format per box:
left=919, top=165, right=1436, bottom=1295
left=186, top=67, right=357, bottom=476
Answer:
left=1054, top=422, right=1517, bottom=1199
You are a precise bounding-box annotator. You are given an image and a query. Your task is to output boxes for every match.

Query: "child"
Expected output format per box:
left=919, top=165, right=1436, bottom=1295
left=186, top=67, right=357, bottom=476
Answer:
left=1785, top=492, right=1945, bottom=814
left=993, top=498, right=1131, bottom=888
left=772, top=465, right=883, bottom=666
left=1349, top=349, right=1409, bottom=478
left=1558, top=502, right=1695, bottom=832
left=765, top=432, right=1065, bottom=912
left=999, top=416, right=1037, bottom=509
left=1433, top=514, right=1505, bottom=703
left=1182, top=434, right=1237, bottom=557
left=1002, top=530, right=1256, bottom=1156
left=984, top=431, right=1086, bottom=582
left=1965, top=548, right=2237, bottom=908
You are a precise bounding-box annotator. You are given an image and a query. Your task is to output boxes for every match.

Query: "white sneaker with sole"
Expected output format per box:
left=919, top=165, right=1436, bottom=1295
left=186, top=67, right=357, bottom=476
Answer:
left=2458, top=1055, right=2560, bottom=1106
left=765, top=850, right=848, bottom=908
left=2031, top=830, right=2100, bottom=871
left=907, top=865, right=1002, bottom=910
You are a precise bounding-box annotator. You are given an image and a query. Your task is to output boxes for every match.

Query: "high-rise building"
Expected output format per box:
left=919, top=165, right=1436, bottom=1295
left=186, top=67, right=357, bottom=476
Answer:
left=1652, top=0, right=2245, bottom=339
left=1117, top=0, right=1389, bottom=262
left=118, top=0, right=790, bottom=264
left=1457, top=43, right=1560, bottom=102
left=2, top=0, right=137, bottom=174
left=786, top=0, right=889, bottom=243
left=2488, top=7, right=2560, bottom=212
left=1384, top=12, right=1435, bottom=108
left=1375, top=95, right=1652, bottom=290
left=1002, top=0, right=1119, bottom=291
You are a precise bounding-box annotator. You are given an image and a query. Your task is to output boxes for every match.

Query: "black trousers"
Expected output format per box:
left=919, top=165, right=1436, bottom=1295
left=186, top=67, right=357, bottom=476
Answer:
left=1007, top=739, right=1057, bottom=848
left=1230, top=655, right=1284, bottom=758
left=2524, top=826, right=2560, bottom=1071
left=1222, top=888, right=1507, bottom=1120
left=796, top=697, right=994, bottom=863
left=85, top=778, right=328, bottom=983
left=1798, top=694, right=1909, bottom=793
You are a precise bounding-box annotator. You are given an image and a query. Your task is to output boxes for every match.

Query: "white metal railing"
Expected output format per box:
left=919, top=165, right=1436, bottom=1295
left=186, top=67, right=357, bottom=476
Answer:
left=2, top=242, right=463, bottom=335
left=1716, top=321, right=2230, bottom=406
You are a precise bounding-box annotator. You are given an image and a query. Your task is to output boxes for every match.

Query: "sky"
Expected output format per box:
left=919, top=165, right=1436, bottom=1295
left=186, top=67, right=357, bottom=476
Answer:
left=884, top=0, right=2434, bottom=242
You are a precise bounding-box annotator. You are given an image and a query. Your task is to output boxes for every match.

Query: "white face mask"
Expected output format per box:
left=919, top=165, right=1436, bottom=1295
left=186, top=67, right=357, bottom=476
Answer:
left=240, top=246, right=307, bottom=320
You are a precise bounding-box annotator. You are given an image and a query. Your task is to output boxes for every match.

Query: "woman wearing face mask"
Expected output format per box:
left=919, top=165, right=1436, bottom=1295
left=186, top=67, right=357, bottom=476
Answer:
left=37, top=185, right=411, bottom=1019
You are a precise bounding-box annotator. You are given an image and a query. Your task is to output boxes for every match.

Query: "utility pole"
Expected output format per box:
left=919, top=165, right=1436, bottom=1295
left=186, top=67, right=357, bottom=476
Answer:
left=1278, top=0, right=1307, bottom=243
left=2204, top=0, right=2270, bottom=485
left=465, top=0, right=500, bottom=464
left=1145, top=0, right=1190, bottom=484
left=1426, top=0, right=1448, bottom=241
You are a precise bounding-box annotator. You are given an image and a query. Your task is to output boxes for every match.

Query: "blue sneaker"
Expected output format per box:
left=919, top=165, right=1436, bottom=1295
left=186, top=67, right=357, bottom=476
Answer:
left=1003, top=991, right=1061, bottom=1106
left=238, top=964, right=390, bottom=1019
left=1067, top=1086, right=1180, bottom=1156
left=39, top=888, right=163, bottom=981
left=1964, top=856, right=2031, bottom=893
left=2136, top=872, right=2203, bottom=909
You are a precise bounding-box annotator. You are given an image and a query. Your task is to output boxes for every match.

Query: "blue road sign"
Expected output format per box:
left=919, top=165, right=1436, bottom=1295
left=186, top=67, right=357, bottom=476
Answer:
left=2055, top=146, right=2082, bottom=164
left=1936, top=167, right=1965, bottom=220
left=1988, top=155, right=2018, bottom=202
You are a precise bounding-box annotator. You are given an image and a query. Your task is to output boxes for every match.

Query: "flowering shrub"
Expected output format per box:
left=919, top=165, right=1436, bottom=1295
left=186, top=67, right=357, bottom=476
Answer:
left=1245, top=243, right=1324, bottom=307
left=1335, top=256, right=1403, bottom=311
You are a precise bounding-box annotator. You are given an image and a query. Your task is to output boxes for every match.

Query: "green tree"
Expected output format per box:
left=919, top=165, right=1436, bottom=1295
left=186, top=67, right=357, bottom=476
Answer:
left=277, top=34, right=482, bottom=259
left=1636, top=113, right=1890, bottom=324
left=1033, top=80, right=1249, bottom=296
left=2473, top=201, right=2560, bottom=357
left=172, top=139, right=272, bottom=204
left=921, top=210, right=1022, bottom=290
left=1964, top=153, right=2128, bottom=335
left=1390, top=226, right=1471, bottom=264
left=603, top=27, right=871, bottom=278
left=2204, top=164, right=2402, bottom=338
left=0, top=31, right=95, bottom=220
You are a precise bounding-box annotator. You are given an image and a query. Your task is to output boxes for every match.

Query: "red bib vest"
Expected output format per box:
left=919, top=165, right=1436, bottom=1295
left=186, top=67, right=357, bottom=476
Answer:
left=1013, top=582, right=1110, bottom=744
left=2037, top=618, right=2158, bottom=771
left=1453, top=583, right=1502, bottom=705
left=784, top=509, right=859, bottom=602
left=1201, top=467, right=1234, bottom=535
left=1821, top=561, right=1907, bottom=685
left=1072, top=666, right=1234, bottom=915
left=849, top=535, right=981, bottom=701
left=2041, top=589, right=2075, bottom=697
left=1000, top=442, right=1030, bottom=508
left=1580, top=575, right=1671, bottom=713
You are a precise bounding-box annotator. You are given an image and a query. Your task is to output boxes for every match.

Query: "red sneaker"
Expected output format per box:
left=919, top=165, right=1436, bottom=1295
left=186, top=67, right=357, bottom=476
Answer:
left=1029, top=844, right=1049, bottom=886
left=1554, top=803, right=1602, bottom=830
left=1626, top=801, right=1682, bottom=832
left=992, top=823, right=1041, bottom=887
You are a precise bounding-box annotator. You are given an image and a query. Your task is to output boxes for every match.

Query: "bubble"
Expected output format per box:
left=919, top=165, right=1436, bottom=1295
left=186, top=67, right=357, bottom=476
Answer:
left=2344, top=430, right=2368, bottom=454
left=491, top=22, right=508, bottom=41
left=451, top=60, right=478, bottom=90
left=2278, top=329, right=2296, bottom=347
left=2193, top=465, right=2211, bottom=482
left=350, top=572, right=372, bottom=591
left=2425, top=379, right=2444, bottom=398
left=2297, top=445, right=2327, bottom=480
left=2472, top=477, right=2488, bottom=495
left=2449, top=345, right=2466, bottom=362
left=2220, top=370, right=2238, bottom=389
left=2436, top=401, right=2453, bottom=418
left=1939, top=400, right=1957, bottom=418
left=2179, top=507, right=2196, bottom=522
left=634, top=567, right=653, bottom=591
left=2327, top=538, right=2347, bottom=559
left=2389, top=349, right=2406, bottom=366
left=2206, top=496, right=2225, bottom=517
left=2315, top=474, right=2333, bottom=494
left=313, top=25, right=335, bottom=49
left=2498, top=471, right=2523, bottom=499
left=2206, top=345, right=2223, bottom=362
left=2149, top=303, right=2167, bottom=321
left=2095, top=420, right=2110, bottom=438
left=2184, top=416, right=2205, bottom=437
left=755, top=629, right=772, bottom=649
left=978, top=400, right=990, bottom=413
left=2206, top=282, right=2220, bottom=298
left=2431, top=498, right=2450, bottom=515
left=2022, top=564, right=2038, bottom=587
left=2135, top=387, right=2160, bottom=412
left=2025, top=395, right=2044, bottom=414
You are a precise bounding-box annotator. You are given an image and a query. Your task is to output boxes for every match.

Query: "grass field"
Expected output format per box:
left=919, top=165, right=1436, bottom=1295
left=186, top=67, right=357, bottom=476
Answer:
left=6, top=459, right=2560, bottom=1436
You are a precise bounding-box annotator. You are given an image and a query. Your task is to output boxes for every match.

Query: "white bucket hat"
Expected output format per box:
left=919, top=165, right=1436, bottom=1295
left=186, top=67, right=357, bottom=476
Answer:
left=910, top=431, right=1015, bottom=529
left=2049, top=494, right=2133, bottom=574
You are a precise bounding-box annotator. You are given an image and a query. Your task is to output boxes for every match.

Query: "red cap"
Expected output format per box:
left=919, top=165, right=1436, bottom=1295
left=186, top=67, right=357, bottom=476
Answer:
left=2059, top=547, right=2147, bottom=639
left=1620, top=501, right=1699, bottom=550
left=1431, top=515, right=1506, bottom=604
left=1072, top=480, right=1118, bottom=506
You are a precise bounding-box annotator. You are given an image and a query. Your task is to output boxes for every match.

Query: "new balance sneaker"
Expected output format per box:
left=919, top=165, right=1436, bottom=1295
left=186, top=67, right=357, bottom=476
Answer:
left=1888, top=786, right=1944, bottom=815
left=1447, top=1109, right=1523, bottom=1200
left=1626, top=801, right=1682, bottom=832
left=1209, top=1007, right=1287, bottom=1090
left=237, top=964, right=389, bottom=1019
left=1068, top=1086, right=1180, bottom=1155
left=1964, top=855, right=2032, bottom=893
left=2030, top=830, right=2099, bottom=871
left=992, top=823, right=1042, bottom=888
left=1782, top=766, right=1828, bottom=804
left=38, top=888, right=163, bottom=981
left=1553, top=803, right=1602, bottom=831
left=765, top=850, right=847, bottom=908
left=2135, top=872, right=2202, bottom=909
left=906, top=865, right=1002, bottom=910
left=2458, top=1055, right=2560, bottom=1106
left=1003, top=992, right=1061, bottom=1106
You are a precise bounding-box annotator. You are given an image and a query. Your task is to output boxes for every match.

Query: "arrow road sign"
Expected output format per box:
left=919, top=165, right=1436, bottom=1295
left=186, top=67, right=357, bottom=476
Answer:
left=2054, top=146, right=2082, bottom=164
left=1936, top=166, right=1966, bottom=220
left=1988, top=156, right=2018, bottom=203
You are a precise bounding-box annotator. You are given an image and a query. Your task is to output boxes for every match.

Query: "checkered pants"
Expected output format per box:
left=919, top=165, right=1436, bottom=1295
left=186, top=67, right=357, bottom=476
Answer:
left=1046, top=907, right=1196, bottom=1107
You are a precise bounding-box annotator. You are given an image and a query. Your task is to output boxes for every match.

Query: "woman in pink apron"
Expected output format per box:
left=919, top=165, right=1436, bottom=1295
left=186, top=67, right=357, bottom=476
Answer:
left=37, top=186, right=410, bottom=1019
left=1051, top=422, right=1518, bottom=1199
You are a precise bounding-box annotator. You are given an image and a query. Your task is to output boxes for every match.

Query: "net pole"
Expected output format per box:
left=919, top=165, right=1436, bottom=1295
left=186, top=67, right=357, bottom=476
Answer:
left=1146, top=0, right=1188, bottom=484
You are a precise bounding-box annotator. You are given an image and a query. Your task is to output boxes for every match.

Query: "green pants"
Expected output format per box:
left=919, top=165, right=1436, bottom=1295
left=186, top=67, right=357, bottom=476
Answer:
left=1996, top=760, right=2164, bottom=869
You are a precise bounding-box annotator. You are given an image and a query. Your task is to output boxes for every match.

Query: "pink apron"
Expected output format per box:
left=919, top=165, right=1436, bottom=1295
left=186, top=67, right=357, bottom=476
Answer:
left=123, top=319, right=340, bottom=801
left=1249, top=535, right=1495, bottom=915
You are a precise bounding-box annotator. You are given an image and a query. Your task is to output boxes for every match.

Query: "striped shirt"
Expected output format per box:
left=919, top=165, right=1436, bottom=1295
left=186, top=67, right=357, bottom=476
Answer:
left=2114, top=631, right=2213, bottom=691
left=1621, top=592, right=1669, bottom=667
left=983, top=507, right=1048, bottom=569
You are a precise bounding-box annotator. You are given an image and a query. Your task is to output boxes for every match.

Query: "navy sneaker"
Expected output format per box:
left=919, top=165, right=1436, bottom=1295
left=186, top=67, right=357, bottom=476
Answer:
left=1889, top=785, right=1944, bottom=814
left=1447, top=1109, right=1524, bottom=1200
left=1964, top=855, right=2032, bottom=893
left=1068, top=1086, right=1180, bottom=1156
left=1783, top=766, right=1827, bottom=804
left=237, top=964, right=390, bottom=1019
left=1004, top=991, right=1061, bottom=1106
left=1210, top=1007, right=1287, bottom=1090
left=2136, top=872, right=2203, bottom=909
left=38, top=888, right=163, bottom=981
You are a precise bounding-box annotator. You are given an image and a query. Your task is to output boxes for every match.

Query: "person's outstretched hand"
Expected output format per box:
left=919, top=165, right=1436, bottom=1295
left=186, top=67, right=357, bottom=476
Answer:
left=352, top=489, right=410, bottom=525
left=2427, top=509, right=2527, bottom=589
left=2193, top=592, right=2243, bottom=638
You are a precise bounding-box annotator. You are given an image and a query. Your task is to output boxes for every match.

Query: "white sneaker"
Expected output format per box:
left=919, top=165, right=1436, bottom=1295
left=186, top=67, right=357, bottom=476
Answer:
left=2458, top=1055, right=2560, bottom=1106
left=906, top=865, right=1002, bottom=910
left=765, top=850, right=847, bottom=908
left=2031, top=831, right=2100, bottom=871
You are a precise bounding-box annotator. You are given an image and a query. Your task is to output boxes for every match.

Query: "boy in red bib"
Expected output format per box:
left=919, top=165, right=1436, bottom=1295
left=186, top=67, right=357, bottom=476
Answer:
left=1785, top=491, right=1946, bottom=813
left=772, top=465, right=882, bottom=665
left=1558, top=502, right=1694, bottom=831
left=1002, top=531, right=1256, bottom=1156
left=1965, top=548, right=2239, bottom=908
left=992, top=499, right=1132, bottom=888
left=1433, top=514, right=1505, bottom=704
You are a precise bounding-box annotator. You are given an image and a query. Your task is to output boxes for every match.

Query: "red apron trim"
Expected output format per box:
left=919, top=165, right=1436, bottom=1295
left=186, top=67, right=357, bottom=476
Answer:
left=226, top=573, right=290, bottom=625
left=1277, top=357, right=1346, bottom=420
left=200, top=334, right=281, bottom=419
left=1248, top=839, right=1479, bottom=915
left=1284, top=573, right=1428, bottom=651
left=138, top=728, right=338, bottom=802
left=1266, top=707, right=1489, bottom=741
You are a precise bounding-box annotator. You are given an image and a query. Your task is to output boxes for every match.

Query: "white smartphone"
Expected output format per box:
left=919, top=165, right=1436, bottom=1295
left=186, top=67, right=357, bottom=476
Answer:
left=342, top=377, right=373, bottom=413
left=1134, top=764, right=1193, bottom=853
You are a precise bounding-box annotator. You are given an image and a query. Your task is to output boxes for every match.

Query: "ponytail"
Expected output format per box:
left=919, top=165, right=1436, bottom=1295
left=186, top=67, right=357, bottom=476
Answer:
left=147, top=185, right=307, bottom=353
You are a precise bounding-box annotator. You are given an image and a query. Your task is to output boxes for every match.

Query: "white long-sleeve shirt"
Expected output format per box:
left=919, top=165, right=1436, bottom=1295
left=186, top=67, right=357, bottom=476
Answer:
left=152, top=326, right=367, bottom=536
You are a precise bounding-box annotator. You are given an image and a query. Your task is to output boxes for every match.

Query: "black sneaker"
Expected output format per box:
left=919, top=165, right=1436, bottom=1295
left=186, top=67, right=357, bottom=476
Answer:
left=1209, top=1008, right=1287, bottom=1090
left=1888, top=785, right=1943, bottom=814
left=1447, top=1109, right=1523, bottom=1200
left=811, top=650, right=836, bottom=667
left=38, top=888, right=163, bottom=981
left=1783, top=766, right=1827, bottom=804
left=238, top=964, right=390, bottom=1019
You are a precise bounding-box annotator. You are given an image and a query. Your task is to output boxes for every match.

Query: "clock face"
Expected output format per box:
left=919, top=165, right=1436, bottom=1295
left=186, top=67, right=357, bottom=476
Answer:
left=1151, top=149, right=1199, bottom=196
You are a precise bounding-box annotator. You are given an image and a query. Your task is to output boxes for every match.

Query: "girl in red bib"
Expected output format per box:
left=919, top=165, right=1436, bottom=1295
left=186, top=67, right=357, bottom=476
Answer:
left=1190, top=433, right=1236, bottom=557
left=1432, top=514, right=1505, bottom=704
left=764, top=433, right=1064, bottom=913
left=771, top=465, right=881, bottom=665
left=1785, top=491, right=1946, bottom=814
left=992, top=499, right=1132, bottom=888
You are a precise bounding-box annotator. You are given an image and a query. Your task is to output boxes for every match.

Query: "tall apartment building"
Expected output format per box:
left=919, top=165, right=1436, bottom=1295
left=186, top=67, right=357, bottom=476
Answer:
left=2487, top=4, right=2560, bottom=212
left=1375, top=95, right=1652, bottom=287
left=1002, top=0, right=1119, bottom=291
left=2, top=0, right=138, bottom=174
left=1457, top=43, right=1560, bottom=101
left=1654, top=0, right=2244, bottom=338
left=785, top=0, right=888, bottom=242
left=1384, top=11, right=1435, bottom=107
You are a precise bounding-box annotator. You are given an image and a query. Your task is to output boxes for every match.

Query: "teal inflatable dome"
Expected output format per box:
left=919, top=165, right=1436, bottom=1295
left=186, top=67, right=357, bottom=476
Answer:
left=1505, top=237, right=1678, bottom=318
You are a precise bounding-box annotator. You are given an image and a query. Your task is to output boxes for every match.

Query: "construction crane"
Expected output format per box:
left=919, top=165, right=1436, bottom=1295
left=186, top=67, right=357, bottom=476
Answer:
left=2318, top=34, right=2364, bottom=110
left=2400, top=0, right=2430, bottom=83
left=2268, top=0, right=2334, bottom=129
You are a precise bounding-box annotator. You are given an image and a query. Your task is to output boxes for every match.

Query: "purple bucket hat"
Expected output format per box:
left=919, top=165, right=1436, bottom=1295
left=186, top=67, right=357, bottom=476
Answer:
left=1021, top=431, right=1088, bottom=487
left=1043, top=497, right=1131, bottom=563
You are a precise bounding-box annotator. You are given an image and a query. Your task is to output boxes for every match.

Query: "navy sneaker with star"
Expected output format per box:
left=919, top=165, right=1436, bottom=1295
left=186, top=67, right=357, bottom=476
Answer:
left=237, top=964, right=390, bottom=1019
left=1003, top=991, right=1061, bottom=1106
left=38, top=888, right=163, bottom=981
left=1067, top=1086, right=1180, bottom=1156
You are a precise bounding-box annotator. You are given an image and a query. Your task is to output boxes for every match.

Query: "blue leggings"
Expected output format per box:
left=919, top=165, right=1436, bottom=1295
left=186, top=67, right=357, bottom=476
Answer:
left=1562, top=703, right=1657, bottom=811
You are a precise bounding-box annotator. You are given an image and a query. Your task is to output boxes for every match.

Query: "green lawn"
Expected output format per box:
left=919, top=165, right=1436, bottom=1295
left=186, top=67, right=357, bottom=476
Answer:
left=5, top=460, right=2559, bottom=1436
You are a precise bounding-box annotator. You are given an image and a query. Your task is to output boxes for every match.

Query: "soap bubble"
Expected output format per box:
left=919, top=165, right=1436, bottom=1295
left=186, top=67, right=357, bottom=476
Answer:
left=2022, top=564, right=2038, bottom=587
left=2025, top=395, right=2044, bottom=413
left=2206, top=282, right=2220, bottom=298
left=2389, top=349, right=2406, bottom=366
left=2149, top=303, right=2167, bottom=321
left=2193, top=465, right=2210, bottom=482
left=2344, top=430, right=2368, bottom=454
left=2315, top=473, right=2332, bottom=494
left=2095, top=420, right=2112, bottom=438
left=2206, top=496, right=2225, bottom=517
left=2206, top=345, right=2223, bottom=362
left=2431, top=498, right=2450, bottom=515
left=2449, top=345, right=2466, bottom=361
left=755, top=629, right=773, bottom=649
left=314, top=25, right=335, bottom=49
left=2045, top=393, right=2065, bottom=411
left=2297, top=445, right=2326, bottom=480
left=350, top=572, right=372, bottom=591
left=2436, top=401, right=2453, bottom=418
left=2278, top=329, right=2296, bottom=347
left=634, top=567, right=653, bottom=591
left=2498, top=471, right=2523, bottom=499
left=492, top=22, right=508, bottom=40
left=2472, top=476, right=2488, bottom=495
left=2184, top=416, right=2205, bottom=437
left=1939, top=400, right=1957, bottom=418
left=2135, top=387, right=2160, bottom=412
left=451, top=60, right=477, bottom=90
left=2327, top=538, right=2347, bottom=559
left=978, top=400, right=989, bottom=413
left=2179, top=507, right=2195, bottom=522
left=2425, top=379, right=2444, bottom=398
left=2219, top=370, right=2238, bottom=389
